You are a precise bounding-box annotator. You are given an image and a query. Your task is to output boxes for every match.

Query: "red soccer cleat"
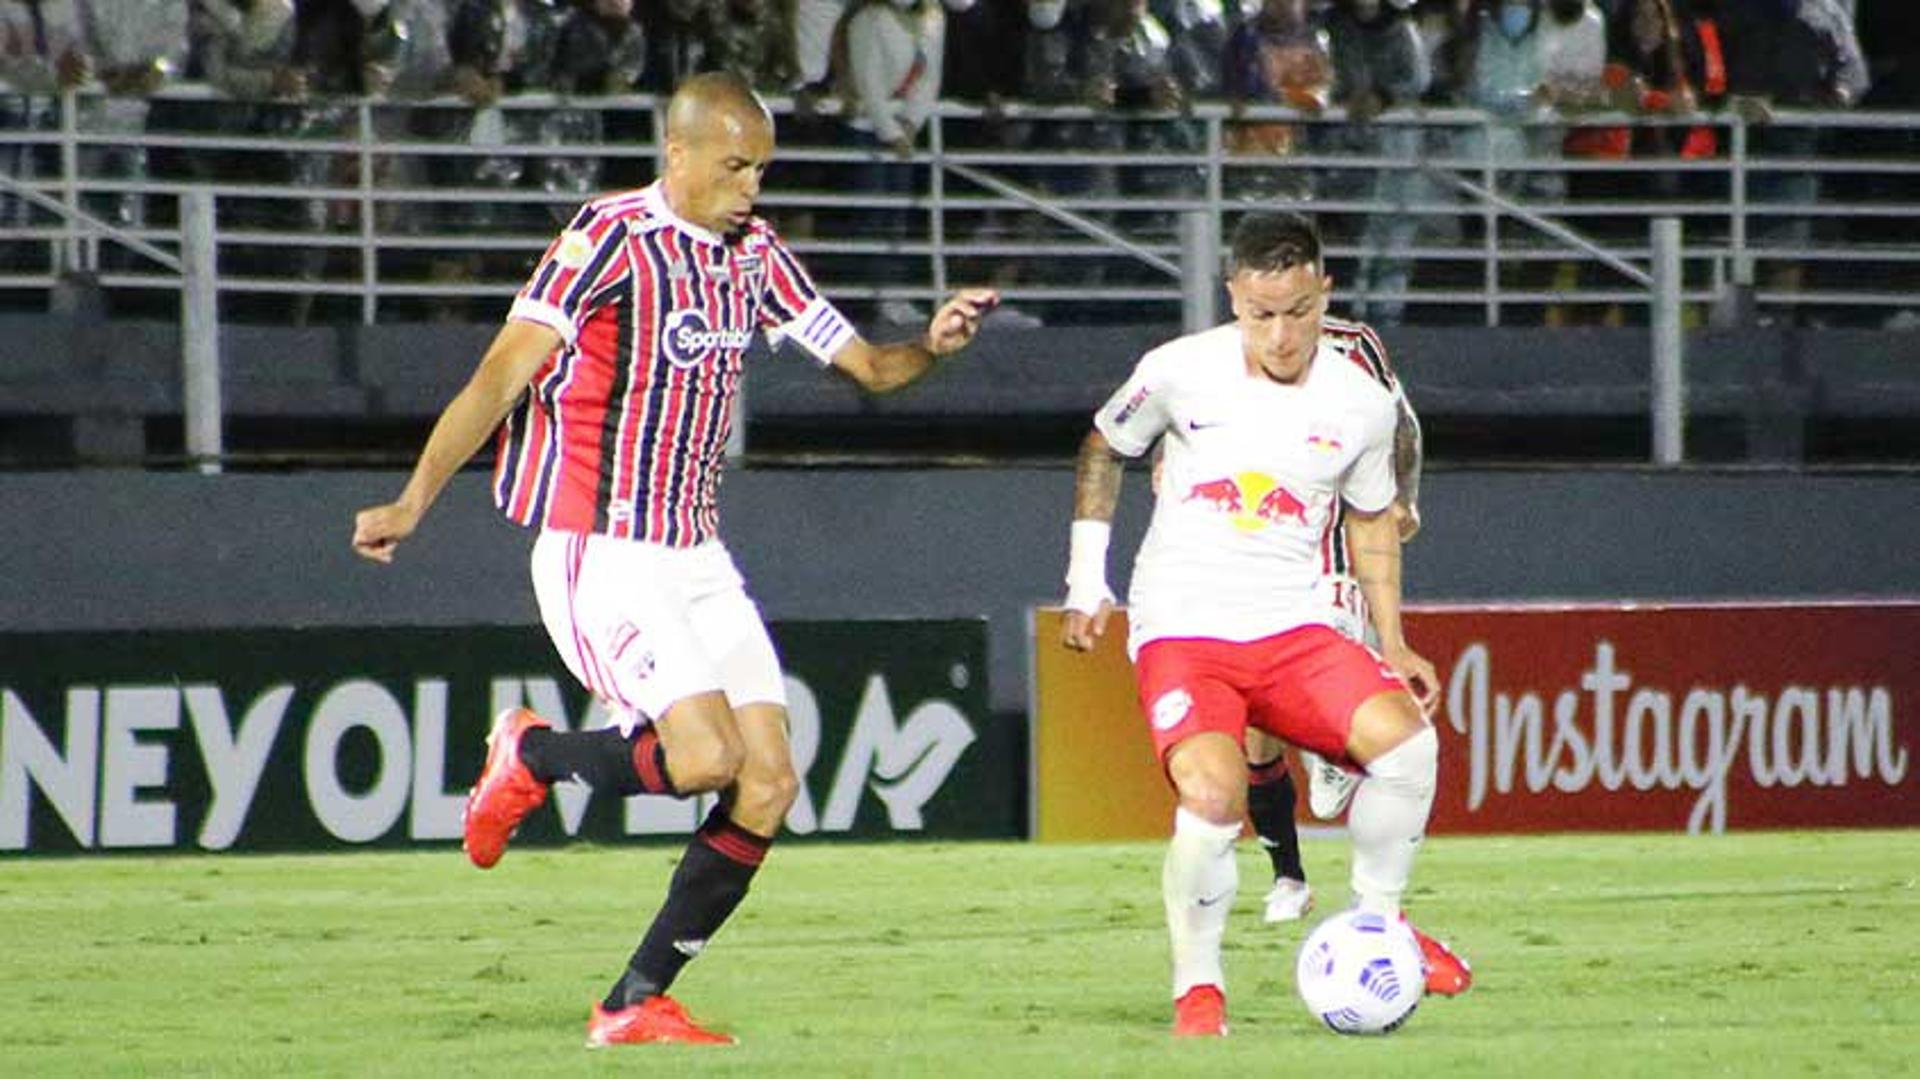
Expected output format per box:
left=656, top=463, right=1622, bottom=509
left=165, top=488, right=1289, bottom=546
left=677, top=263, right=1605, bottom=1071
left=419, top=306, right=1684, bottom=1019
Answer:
left=586, top=996, right=737, bottom=1047
left=461, top=708, right=550, bottom=869
left=1404, top=919, right=1474, bottom=996
left=1172, top=984, right=1229, bottom=1037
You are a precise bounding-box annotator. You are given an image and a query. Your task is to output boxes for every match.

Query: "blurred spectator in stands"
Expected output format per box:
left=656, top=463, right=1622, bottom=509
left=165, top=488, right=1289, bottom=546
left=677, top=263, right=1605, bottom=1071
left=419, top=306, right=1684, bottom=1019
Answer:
left=1328, top=0, right=1432, bottom=324
left=1014, top=0, right=1109, bottom=198
left=180, top=0, right=302, bottom=240
left=633, top=0, right=699, bottom=90
left=792, top=0, right=851, bottom=96
left=640, top=0, right=793, bottom=92
left=1100, top=0, right=1202, bottom=220
left=701, top=0, right=796, bottom=90
left=1455, top=0, right=1566, bottom=318
left=432, top=0, right=571, bottom=306
left=1719, top=0, right=1867, bottom=322
left=279, top=0, right=383, bottom=323
left=1853, top=0, right=1920, bottom=329
left=844, top=0, right=944, bottom=162
left=940, top=0, right=1033, bottom=310
left=320, top=1, right=453, bottom=321
left=841, top=0, right=946, bottom=321
left=552, top=0, right=646, bottom=95
left=1157, top=0, right=1233, bottom=101
left=1530, top=0, right=1609, bottom=324
left=0, top=3, right=78, bottom=269
left=1459, top=0, right=1552, bottom=186
left=1223, top=0, right=1332, bottom=202
left=944, top=0, right=1022, bottom=108
left=193, top=1, right=304, bottom=102
left=1413, top=0, right=1476, bottom=103
left=548, top=0, right=648, bottom=194
left=366, top=1, right=455, bottom=223
left=0, top=0, right=187, bottom=276
left=1536, top=0, right=1606, bottom=117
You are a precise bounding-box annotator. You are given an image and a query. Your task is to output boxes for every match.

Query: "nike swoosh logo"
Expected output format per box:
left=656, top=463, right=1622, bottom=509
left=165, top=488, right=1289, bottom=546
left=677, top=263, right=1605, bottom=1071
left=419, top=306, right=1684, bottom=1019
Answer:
left=1197, top=892, right=1230, bottom=908
left=1185, top=419, right=1224, bottom=431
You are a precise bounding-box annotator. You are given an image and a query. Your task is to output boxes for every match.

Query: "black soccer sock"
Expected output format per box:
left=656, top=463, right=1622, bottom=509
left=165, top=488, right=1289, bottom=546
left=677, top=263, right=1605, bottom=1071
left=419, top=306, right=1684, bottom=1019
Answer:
left=604, top=808, right=771, bottom=1009
left=517, top=726, right=678, bottom=797
left=1248, top=756, right=1306, bottom=882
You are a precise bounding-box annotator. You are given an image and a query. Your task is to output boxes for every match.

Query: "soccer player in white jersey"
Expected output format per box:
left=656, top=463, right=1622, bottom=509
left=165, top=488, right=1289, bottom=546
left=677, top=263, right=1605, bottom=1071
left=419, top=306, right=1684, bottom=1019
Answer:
left=1058, top=211, right=1469, bottom=1037
left=1244, top=314, right=1427, bottom=925
left=352, top=72, right=996, bottom=1047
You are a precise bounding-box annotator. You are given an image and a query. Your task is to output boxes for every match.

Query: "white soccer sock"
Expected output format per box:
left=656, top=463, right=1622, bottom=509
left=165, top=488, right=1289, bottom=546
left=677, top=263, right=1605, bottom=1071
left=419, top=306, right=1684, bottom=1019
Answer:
left=1163, top=806, right=1241, bottom=999
left=1348, top=726, right=1438, bottom=919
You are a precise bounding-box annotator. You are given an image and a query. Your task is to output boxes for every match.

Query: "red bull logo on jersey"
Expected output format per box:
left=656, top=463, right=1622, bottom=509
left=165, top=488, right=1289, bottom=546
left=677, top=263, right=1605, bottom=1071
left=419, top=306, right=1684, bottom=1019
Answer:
left=1183, top=472, right=1312, bottom=532
left=663, top=308, right=753, bottom=368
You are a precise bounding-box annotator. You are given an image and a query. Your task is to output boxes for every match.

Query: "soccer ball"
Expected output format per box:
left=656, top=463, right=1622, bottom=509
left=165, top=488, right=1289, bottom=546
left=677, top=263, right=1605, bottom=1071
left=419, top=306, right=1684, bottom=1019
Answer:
left=1295, top=910, right=1425, bottom=1035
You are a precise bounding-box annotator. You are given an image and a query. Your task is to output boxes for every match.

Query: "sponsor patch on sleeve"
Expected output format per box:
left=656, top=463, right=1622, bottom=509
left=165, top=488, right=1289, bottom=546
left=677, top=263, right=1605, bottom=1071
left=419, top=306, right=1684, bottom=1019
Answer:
left=554, top=229, right=595, bottom=270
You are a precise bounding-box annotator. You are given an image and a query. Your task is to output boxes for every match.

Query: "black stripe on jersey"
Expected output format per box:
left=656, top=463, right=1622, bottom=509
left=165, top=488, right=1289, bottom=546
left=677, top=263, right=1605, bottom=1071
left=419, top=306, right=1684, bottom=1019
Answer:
left=1331, top=498, right=1350, bottom=576
left=494, top=400, right=528, bottom=509
left=589, top=277, right=635, bottom=534
left=628, top=229, right=680, bottom=541
left=764, top=242, right=813, bottom=324
left=1352, top=333, right=1393, bottom=390
left=524, top=331, right=584, bottom=526
left=1325, top=318, right=1395, bottom=391
left=657, top=231, right=708, bottom=546
left=561, top=221, right=626, bottom=320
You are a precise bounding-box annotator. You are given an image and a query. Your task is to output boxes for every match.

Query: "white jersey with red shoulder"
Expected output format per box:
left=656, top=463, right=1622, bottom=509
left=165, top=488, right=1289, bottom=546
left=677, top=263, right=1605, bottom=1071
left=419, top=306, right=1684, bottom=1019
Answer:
left=494, top=181, right=855, bottom=546
left=1094, top=320, right=1399, bottom=652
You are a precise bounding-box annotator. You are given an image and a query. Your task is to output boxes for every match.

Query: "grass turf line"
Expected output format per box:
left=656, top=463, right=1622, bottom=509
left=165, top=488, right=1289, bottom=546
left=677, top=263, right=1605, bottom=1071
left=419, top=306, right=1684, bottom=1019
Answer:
left=2, top=830, right=1915, bottom=1077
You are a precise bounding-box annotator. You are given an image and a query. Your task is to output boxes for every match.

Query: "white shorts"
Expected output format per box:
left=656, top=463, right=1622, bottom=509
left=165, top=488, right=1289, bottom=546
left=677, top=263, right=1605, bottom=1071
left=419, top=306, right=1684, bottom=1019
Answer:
left=529, top=530, right=786, bottom=734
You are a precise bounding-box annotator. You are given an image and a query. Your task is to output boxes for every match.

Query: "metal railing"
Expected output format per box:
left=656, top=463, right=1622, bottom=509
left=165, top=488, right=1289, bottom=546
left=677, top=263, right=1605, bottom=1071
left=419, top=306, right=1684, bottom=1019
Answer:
left=1, top=88, right=1916, bottom=329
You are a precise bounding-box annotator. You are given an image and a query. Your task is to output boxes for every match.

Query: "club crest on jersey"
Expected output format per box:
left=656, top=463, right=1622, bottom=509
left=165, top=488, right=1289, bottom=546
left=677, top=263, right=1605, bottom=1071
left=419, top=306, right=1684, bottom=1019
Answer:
left=1151, top=688, right=1193, bottom=732
left=663, top=308, right=751, bottom=368
left=1306, top=423, right=1346, bottom=455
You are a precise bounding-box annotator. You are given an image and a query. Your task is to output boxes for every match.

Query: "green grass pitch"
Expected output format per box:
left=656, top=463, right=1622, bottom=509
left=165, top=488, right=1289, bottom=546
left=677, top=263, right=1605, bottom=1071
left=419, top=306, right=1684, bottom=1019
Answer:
left=3, top=831, right=1915, bottom=1077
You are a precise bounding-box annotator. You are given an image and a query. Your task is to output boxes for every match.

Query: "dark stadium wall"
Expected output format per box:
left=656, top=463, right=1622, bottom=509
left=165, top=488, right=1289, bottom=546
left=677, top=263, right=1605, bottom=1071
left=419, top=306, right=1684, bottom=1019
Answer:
left=2, top=469, right=1916, bottom=715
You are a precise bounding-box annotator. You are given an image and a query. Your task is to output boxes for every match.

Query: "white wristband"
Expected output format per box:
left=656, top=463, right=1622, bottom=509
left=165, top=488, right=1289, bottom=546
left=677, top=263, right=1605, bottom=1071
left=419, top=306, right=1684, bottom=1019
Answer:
left=1064, top=519, right=1115, bottom=615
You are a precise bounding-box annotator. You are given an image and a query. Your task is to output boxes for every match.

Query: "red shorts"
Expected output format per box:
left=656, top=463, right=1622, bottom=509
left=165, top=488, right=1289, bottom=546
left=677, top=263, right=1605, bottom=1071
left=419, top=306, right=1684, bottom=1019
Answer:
left=1133, top=625, right=1408, bottom=767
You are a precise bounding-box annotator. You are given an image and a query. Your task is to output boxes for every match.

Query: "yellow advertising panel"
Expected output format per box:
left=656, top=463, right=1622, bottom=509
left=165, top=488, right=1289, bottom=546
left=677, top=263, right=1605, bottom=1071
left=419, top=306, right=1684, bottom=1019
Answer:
left=1029, top=607, right=1173, bottom=842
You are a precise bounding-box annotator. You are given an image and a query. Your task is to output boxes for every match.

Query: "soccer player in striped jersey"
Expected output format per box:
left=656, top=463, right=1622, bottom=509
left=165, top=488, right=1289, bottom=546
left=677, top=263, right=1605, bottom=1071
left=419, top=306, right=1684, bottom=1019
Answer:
left=352, top=71, right=996, bottom=1047
left=1058, top=212, right=1468, bottom=1037
left=1244, top=314, right=1426, bottom=925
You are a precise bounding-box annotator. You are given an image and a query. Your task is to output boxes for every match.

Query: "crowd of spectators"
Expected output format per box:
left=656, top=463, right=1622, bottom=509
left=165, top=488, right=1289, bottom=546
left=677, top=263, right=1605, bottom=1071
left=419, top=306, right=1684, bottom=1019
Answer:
left=0, top=1, right=1910, bottom=326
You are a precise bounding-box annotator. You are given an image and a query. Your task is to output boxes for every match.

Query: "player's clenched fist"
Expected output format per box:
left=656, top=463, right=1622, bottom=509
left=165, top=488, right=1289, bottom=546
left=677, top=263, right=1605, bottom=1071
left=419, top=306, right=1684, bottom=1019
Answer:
left=352, top=501, right=419, bottom=564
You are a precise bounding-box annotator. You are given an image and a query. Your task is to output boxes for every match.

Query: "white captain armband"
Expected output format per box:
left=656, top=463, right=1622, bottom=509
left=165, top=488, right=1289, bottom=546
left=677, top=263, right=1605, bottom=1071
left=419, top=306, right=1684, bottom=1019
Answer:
left=769, top=297, right=856, bottom=366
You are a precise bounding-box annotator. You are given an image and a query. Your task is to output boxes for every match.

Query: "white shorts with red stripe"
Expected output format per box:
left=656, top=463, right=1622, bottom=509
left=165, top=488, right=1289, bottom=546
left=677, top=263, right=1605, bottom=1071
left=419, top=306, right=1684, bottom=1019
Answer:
left=529, top=530, right=786, bottom=734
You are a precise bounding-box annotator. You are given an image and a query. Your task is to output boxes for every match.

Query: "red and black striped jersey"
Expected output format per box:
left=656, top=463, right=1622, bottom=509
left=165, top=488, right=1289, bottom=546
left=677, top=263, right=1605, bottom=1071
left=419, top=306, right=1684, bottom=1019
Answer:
left=493, top=183, right=854, bottom=546
left=1320, top=315, right=1416, bottom=584
left=1323, top=315, right=1399, bottom=395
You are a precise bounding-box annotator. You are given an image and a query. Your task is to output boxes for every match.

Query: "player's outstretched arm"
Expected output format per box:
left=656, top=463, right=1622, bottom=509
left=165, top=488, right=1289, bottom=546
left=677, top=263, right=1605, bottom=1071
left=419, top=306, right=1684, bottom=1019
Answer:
left=830, top=288, right=999, bottom=393
left=1346, top=504, right=1440, bottom=713
left=351, top=320, right=562, bottom=563
left=1061, top=428, right=1126, bottom=652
